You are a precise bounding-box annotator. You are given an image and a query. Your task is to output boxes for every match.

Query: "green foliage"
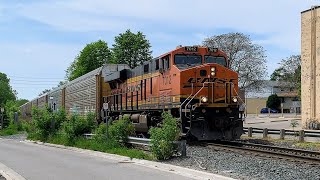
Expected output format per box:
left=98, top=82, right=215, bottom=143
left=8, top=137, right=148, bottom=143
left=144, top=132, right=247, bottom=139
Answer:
left=66, top=40, right=112, bottom=81
left=266, top=94, right=281, bottom=110
left=15, top=99, right=29, bottom=107
left=149, top=112, right=180, bottom=160
left=31, top=107, right=55, bottom=141
left=0, top=123, right=20, bottom=136
left=0, top=72, right=16, bottom=106
left=47, top=136, right=151, bottom=160
left=108, top=116, right=135, bottom=145
left=94, top=123, right=107, bottom=142
left=27, top=107, right=151, bottom=160
left=290, top=120, right=299, bottom=131
left=30, top=107, right=68, bottom=141
left=112, top=29, right=152, bottom=68
left=5, top=100, right=19, bottom=124
left=21, top=121, right=33, bottom=133
left=270, top=55, right=301, bottom=98
left=61, top=113, right=96, bottom=143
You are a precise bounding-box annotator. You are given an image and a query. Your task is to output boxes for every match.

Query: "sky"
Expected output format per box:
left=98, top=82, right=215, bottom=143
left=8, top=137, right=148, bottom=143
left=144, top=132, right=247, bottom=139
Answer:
left=0, top=0, right=317, bottom=100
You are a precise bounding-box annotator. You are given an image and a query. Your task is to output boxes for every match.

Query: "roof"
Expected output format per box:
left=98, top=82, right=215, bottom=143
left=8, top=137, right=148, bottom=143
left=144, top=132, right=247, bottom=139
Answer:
left=66, top=66, right=103, bottom=86
left=276, top=92, right=298, bottom=98
left=247, top=80, right=294, bottom=90
left=301, top=6, right=320, bottom=14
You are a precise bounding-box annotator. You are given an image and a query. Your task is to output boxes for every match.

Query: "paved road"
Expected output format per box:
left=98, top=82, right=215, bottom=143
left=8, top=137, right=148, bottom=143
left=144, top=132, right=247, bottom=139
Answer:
left=244, top=114, right=302, bottom=130
left=0, top=138, right=193, bottom=180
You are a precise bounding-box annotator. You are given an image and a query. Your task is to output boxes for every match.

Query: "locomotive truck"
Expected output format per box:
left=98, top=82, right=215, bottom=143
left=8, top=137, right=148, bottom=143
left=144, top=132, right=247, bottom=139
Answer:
left=21, top=46, right=243, bottom=141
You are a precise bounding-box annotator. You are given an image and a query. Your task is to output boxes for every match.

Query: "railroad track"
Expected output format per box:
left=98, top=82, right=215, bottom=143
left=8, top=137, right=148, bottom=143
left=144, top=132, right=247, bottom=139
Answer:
left=202, top=141, right=320, bottom=165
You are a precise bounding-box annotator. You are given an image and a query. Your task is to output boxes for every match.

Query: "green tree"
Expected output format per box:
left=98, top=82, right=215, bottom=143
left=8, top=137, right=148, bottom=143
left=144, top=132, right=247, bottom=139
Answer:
left=15, top=99, right=29, bottom=107
left=203, top=32, right=267, bottom=90
left=66, top=40, right=112, bottom=81
left=0, top=72, right=16, bottom=106
left=266, top=94, right=281, bottom=110
left=270, top=55, right=301, bottom=97
left=112, top=29, right=152, bottom=68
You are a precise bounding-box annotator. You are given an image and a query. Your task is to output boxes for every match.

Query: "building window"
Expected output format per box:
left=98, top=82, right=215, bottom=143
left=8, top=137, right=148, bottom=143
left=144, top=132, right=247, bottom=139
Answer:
left=144, top=64, right=149, bottom=73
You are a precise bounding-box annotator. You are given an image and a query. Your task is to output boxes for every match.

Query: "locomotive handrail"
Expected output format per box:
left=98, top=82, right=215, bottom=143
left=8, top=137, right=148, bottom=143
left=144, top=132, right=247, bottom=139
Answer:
left=184, top=83, right=209, bottom=118
left=180, top=83, right=194, bottom=133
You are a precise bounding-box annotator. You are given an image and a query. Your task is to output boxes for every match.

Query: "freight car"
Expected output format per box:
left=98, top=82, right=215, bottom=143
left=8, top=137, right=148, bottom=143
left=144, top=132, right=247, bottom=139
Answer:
left=21, top=64, right=129, bottom=120
left=20, top=46, right=243, bottom=141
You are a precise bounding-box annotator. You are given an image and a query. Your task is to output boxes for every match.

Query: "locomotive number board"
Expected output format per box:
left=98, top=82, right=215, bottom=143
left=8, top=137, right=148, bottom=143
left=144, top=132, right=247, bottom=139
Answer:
left=208, top=47, right=218, bottom=53
left=185, top=46, right=198, bottom=52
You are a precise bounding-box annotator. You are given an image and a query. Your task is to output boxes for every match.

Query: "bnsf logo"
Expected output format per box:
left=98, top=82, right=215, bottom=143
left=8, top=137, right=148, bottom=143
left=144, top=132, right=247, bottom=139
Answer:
left=187, top=77, right=213, bottom=83
left=183, top=77, right=230, bottom=88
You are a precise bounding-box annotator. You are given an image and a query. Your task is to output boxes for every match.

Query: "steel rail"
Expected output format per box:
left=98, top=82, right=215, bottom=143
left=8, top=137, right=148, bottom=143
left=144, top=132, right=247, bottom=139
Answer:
left=205, top=141, right=320, bottom=164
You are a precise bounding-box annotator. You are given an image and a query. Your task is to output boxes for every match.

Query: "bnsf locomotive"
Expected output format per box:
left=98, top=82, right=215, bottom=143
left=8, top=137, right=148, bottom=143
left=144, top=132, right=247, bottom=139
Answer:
left=20, top=46, right=243, bottom=141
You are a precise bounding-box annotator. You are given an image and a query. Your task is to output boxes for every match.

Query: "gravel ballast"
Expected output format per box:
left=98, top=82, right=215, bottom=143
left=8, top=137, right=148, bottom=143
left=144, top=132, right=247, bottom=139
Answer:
left=166, top=145, right=320, bottom=180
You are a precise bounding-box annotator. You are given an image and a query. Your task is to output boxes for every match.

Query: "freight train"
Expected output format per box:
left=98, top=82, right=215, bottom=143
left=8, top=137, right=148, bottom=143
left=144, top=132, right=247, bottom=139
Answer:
left=20, top=46, right=243, bottom=140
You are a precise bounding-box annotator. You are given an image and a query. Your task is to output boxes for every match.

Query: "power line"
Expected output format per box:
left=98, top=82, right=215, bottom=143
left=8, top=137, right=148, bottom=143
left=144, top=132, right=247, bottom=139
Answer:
left=11, top=83, right=58, bottom=85
left=11, top=79, right=61, bottom=83
left=9, top=76, right=64, bottom=80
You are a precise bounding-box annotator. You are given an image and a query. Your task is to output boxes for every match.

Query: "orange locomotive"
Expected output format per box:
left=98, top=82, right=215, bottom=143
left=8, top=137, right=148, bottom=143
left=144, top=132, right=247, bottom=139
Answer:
left=104, top=46, right=243, bottom=140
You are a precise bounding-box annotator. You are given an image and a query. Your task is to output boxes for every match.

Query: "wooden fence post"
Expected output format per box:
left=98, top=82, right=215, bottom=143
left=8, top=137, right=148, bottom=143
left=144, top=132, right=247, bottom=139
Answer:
left=280, top=129, right=285, bottom=140
left=248, top=127, right=253, bottom=137
left=263, top=128, right=268, bottom=139
left=299, top=130, right=305, bottom=142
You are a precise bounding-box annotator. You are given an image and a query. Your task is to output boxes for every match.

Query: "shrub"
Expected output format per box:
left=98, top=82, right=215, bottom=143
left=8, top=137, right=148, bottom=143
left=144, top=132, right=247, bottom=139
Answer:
left=31, top=107, right=54, bottom=141
left=62, top=113, right=96, bottom=144
left=0, top=123, right=19, bottom=136
left=94, top=123, right=107, bottom=143
left=149, top=112, right=180, bottom=160
left=266, top=94, right=281, bottom=110
left=52, top=109, right=67, bottom=131
left=30, top=107, right=68, bottom=141
left=108, top=116, right=135, bottom=145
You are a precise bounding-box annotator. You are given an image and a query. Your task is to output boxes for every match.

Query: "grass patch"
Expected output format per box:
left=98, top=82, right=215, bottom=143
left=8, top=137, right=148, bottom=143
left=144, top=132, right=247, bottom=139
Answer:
left=0, top=123, right=23, bottom=136
left=294, top=142, right=320, bottom=150
left=43, top=134, right=153, bottom=160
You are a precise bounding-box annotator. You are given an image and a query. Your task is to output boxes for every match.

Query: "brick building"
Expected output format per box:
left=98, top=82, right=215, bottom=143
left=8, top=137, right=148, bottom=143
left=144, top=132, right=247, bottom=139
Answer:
left=301, top=6, right=320, bottom=129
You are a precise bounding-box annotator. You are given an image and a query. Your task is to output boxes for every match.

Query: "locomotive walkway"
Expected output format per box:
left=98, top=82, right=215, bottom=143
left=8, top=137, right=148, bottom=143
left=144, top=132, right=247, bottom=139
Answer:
left=0, top=137, right=233, bottom=180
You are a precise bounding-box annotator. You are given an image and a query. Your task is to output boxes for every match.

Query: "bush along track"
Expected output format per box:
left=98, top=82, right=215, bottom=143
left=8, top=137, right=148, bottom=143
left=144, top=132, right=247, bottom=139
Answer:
left=149, top=112, right=180, bottom=160
left=0, top=122, right=23, bottom=136
left=16, top=108, right=182, bottom=161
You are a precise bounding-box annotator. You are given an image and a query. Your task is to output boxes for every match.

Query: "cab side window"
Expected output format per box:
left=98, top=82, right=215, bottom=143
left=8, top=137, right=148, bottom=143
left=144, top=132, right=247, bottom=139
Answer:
left=163, top=56, right=170, bottom=70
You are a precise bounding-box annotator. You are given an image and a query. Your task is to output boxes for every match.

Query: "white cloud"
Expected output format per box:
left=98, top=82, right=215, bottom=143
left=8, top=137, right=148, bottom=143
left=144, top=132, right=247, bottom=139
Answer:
left=14, top=0, right=318, bottom=52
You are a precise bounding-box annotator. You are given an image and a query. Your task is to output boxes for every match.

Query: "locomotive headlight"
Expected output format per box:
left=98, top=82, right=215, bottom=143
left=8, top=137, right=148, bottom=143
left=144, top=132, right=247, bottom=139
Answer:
left=232, top=97, right=238, bottom=103
left=211, top=67, right=216, bottom=76
left=201, top=96, right=208, bottom=103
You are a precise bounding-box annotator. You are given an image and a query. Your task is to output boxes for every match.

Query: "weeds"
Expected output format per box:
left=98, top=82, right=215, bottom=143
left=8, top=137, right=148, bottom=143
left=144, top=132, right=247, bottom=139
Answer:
left=149, top=112, right=180, bottom=160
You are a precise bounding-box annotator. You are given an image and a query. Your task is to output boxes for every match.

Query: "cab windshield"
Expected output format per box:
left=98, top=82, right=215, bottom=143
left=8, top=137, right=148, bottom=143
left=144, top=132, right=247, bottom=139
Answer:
left=204, top=56, right=227, bottom=67
left=174, top=54, right=202, bottom=68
